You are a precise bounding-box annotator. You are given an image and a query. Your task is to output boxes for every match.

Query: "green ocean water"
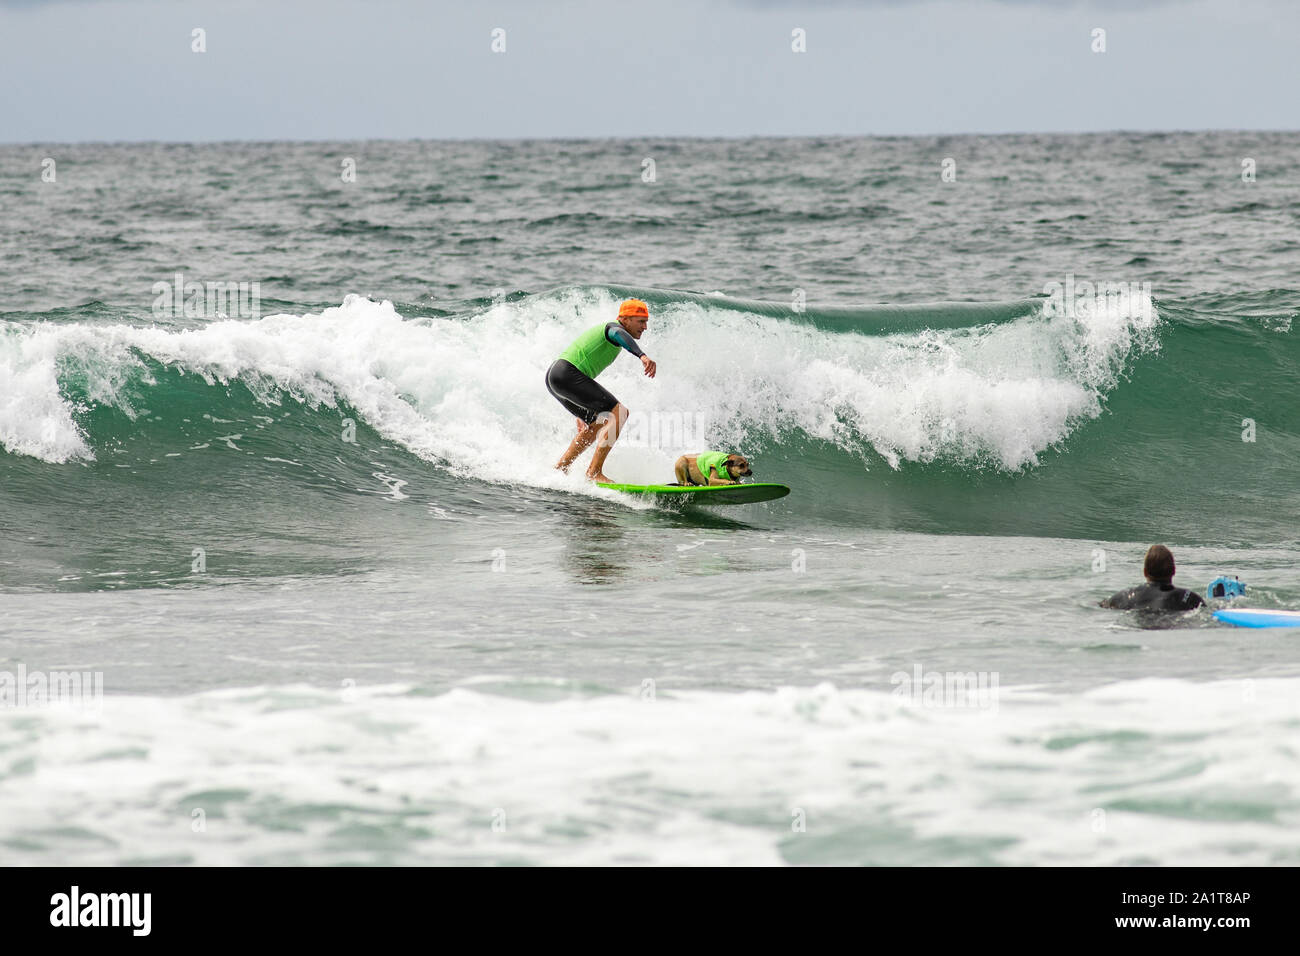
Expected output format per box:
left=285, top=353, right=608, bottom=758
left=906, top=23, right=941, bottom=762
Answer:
left=2, top=134, right=1299, bottom=866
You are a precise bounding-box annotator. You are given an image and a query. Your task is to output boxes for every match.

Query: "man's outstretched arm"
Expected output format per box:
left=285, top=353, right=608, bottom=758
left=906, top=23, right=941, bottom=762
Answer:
left=604, top=323, right=645, bottom=358
left=605, top=322, right=656, bottom=377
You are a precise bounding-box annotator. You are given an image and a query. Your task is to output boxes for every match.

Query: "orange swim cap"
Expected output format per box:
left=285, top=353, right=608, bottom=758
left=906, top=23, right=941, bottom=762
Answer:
left=618, top=299, right=649, bottom=319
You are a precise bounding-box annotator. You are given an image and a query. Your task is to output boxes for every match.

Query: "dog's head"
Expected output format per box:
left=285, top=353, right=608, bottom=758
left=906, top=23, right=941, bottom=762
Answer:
left=724, top=454, right=752, bottom=479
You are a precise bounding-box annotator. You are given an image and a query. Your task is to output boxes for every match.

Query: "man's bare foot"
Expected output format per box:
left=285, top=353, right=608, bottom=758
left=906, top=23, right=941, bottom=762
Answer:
left=588, top=473, right=613, bottom=483
left=555, top=462, right=570, bottom=472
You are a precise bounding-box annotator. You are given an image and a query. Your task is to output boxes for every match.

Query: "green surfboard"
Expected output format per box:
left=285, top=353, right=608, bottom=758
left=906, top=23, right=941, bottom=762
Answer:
left=596, top=482, right=791, bottom=506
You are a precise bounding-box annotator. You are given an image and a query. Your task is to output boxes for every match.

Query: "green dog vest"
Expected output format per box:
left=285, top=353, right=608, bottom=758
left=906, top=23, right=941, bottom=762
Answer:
left=695, top=450, right=730, bottom=481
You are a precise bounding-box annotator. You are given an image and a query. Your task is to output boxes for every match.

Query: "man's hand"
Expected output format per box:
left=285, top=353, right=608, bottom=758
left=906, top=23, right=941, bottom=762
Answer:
left=641, top=355, right=657, bottom=378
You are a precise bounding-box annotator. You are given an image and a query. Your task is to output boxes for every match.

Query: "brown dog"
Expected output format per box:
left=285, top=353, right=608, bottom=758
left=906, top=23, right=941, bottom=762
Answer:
left=674, top=452, right=753, bottom=486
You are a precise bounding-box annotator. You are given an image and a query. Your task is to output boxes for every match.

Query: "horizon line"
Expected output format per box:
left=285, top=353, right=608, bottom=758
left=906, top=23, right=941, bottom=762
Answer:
left=3, top=126, right=1298, bottom=149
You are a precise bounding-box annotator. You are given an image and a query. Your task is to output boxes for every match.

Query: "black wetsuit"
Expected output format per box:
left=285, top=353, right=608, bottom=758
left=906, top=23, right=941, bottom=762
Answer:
left=546, top=361, right=619, bottom=424
left=1102, top=581, right=1204, bottom=612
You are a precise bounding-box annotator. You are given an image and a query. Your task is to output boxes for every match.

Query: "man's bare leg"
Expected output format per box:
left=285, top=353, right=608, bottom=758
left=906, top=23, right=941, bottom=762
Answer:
left=586, top=404, right=628, bottom=482
left=555, top=417, right=601, bottom=472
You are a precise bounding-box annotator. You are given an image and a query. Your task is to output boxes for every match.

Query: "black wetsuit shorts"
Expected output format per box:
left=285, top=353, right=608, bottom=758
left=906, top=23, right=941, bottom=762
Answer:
left=545, top=360, right=619, bottom=424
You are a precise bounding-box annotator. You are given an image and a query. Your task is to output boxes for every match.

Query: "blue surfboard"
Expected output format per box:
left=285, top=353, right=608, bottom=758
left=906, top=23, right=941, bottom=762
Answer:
left=1213, top=608, right=1300, bottom=629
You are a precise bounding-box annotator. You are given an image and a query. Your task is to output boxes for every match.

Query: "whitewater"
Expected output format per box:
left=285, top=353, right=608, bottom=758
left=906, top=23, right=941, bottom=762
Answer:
left=2, top=285, right=1157, bottom=475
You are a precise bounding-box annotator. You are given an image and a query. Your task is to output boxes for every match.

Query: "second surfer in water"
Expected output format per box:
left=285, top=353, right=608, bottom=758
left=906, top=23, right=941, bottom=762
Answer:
left=545, top=298, right=657, bottom=482
left=1101, top=544, right=1205, bottom=612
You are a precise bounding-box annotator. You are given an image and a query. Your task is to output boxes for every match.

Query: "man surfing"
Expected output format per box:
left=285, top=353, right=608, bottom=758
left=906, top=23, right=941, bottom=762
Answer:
left=546, top=298, right=656, bottom=482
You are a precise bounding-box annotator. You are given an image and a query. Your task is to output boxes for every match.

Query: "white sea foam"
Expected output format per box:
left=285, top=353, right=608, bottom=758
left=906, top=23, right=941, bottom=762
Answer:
left=0, top=675, right=1292, bottom=866
left=0, top=289, right=1158, bottom=478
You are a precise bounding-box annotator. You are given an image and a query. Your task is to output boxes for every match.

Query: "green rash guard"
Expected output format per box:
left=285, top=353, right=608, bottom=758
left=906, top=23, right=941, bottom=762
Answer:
left=558, top=322, right=644, bottom=379
left=695, top=451, right=730, bottom=481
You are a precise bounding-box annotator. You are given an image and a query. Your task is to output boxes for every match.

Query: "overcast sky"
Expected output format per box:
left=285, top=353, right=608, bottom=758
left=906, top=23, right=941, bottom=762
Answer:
left=1, top=0, right=1294, bottom=142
